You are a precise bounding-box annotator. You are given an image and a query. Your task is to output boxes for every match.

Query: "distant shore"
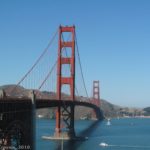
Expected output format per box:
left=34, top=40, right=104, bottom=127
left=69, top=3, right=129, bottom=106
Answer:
left=115, top=116, right=150, bottom=119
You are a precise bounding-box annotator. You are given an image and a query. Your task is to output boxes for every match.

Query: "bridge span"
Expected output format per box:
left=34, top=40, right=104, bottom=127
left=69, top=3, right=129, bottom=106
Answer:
left=0, top=93, right=103, bottom=149
left=0, top=96, right=103, bottom=120
left=36, top=99, right=103, bottom=119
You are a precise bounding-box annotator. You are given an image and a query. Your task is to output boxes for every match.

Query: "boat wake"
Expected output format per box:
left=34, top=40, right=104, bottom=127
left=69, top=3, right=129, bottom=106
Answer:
left=99, top=142, right=150, bottom=149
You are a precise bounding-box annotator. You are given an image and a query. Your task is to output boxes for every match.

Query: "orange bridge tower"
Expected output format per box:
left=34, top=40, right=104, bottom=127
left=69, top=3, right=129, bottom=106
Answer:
left=55, top=26, right=75, bottom=138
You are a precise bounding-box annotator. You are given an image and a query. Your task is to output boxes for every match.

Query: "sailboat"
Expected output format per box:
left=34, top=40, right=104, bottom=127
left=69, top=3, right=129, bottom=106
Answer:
left=106, top=118, right=111, bottom=126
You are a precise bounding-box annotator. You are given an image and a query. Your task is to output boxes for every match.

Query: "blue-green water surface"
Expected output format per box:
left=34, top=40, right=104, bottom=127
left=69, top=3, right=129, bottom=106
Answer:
left=36, top=118, right=150, bottom=150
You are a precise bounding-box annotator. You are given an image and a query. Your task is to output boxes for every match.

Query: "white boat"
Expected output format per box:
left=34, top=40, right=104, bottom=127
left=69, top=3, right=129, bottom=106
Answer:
left=99, top=142, right=108, bottom=147
left=37, top=115, right=44, bottom=118
left=106, top=118, right=111, bottom=126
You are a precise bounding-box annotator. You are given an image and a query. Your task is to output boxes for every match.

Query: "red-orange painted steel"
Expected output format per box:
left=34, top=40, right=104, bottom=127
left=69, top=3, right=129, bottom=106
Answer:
left=61, top=57, right=71, bottom=64
left=91, top=81, right=101, bottom=119
left=92, top=81, right=100, bottom=107
left=93, top=81, right=100, bottom=107
left=55, top=26, right=75, bottom=136
left=61, top=41, right=73, bottom=47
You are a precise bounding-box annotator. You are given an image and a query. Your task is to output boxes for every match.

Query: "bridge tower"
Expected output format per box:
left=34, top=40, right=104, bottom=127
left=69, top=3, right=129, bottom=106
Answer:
left=91, top=81, right=100, bottom=118
left=55, top=26, right=75, bottom=138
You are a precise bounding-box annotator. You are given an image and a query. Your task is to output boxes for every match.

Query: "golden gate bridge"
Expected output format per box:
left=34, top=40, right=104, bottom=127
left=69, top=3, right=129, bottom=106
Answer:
left=0, top=26, right=103, bottom=149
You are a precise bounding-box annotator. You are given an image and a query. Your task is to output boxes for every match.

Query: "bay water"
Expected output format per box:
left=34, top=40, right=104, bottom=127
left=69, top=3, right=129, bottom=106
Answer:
left=36, top=118, right=150, bottom=150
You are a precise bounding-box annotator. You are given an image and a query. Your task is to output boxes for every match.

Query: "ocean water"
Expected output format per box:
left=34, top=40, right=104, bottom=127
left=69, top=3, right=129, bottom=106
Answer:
left=36, top=118, right=150, bottom=150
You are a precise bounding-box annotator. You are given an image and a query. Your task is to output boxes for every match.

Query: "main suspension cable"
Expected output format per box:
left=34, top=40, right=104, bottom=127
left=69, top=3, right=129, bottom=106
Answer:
left=11, top=29, right=58, bottom=93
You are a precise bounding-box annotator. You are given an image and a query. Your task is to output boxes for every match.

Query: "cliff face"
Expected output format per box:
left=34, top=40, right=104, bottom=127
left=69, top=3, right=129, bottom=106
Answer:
left=143, top=107, right=150, bottom=116
left=100, top=99, right=145, bottom=118
left=0, top=85, right=146, bottom=119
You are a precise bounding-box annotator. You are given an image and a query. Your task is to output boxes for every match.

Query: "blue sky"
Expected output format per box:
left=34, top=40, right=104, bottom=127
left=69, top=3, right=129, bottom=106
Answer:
left=0, top=0, right=150, bottom=107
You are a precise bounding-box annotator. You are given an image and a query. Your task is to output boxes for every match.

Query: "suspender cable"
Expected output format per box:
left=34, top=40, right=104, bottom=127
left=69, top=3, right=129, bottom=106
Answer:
left=18, top=29, right=58, bottom=85
left=38, top=60, right=57, bottom=90
left=75, top=31, right=89, bottom=98
left=11, top=29, right=58, bottom=93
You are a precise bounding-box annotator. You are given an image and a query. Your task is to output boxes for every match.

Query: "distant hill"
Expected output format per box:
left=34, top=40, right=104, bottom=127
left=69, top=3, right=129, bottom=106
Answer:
left=143, top=107, right=150, bottom=116
left=0, top=85, right=146, bottom=119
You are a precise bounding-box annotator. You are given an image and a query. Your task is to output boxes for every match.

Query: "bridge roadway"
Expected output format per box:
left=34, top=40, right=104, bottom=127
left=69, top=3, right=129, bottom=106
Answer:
left=36, top=99, right=102, bottom=119
left=0, top=97, right=103, bottom=118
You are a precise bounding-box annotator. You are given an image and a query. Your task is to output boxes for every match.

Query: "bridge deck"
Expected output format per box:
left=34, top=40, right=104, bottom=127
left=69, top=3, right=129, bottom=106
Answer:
left=0, top=97, right=103, bottom=119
